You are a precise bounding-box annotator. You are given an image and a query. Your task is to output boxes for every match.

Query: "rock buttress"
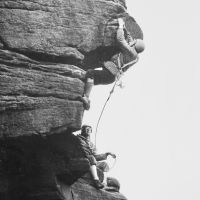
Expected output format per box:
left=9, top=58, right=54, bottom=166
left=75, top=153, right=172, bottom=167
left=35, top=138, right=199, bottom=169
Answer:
left=0, top=0, right=143, bottom=136
left=0, top=49, right=85, bottom=137
left=0, top=0, right=143, bottom=199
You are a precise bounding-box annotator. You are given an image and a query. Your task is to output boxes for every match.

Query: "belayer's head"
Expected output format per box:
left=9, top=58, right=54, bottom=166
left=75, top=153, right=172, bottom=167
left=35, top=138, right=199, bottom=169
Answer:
left=130, top=39, right=145, bottom=54
left=81, top=124, right=92, bottom=138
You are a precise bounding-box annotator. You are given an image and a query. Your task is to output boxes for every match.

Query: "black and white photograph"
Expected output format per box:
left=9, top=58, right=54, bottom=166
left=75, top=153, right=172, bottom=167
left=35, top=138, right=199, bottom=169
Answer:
left=0, top=0, right=199, bottom=199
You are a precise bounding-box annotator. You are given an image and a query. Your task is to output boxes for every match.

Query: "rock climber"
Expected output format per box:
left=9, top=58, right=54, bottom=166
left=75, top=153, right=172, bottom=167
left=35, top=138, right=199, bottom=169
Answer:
left=77, top=124, right=116, bottom=189
left=80, top=18, right=145, bottom=110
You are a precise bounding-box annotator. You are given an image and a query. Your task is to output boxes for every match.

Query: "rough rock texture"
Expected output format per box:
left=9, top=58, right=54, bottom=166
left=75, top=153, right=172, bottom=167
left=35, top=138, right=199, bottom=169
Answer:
left=0, top=0, right=143, bottom=199
left=0, top=49, right=85, bottom=137
left=0, top=133, right=127, bottom=200
left=0, top=0, right=143, bottom=136
left=0, top=0, right=141, bottom=60
left=56, top=180, right=127, bottom=200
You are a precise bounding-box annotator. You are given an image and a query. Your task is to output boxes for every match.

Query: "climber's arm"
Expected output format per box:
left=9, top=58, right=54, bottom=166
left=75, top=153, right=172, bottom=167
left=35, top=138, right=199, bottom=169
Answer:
left=116, top=27, right=138, bottom=59
left=124, top=29, right=136, bottom=46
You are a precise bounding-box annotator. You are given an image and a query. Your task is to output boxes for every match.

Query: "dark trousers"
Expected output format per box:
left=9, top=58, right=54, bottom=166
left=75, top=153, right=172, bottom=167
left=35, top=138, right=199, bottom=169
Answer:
left=86, top=67, right=115, bottom=85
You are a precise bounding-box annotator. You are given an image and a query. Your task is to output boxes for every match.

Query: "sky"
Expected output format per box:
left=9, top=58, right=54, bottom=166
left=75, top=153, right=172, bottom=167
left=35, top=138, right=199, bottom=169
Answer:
left=82, top=0, right=200, bottom=199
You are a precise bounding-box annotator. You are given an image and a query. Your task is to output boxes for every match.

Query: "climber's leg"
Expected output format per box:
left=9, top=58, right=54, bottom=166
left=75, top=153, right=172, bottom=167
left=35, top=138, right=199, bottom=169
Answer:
left=80, top=68, right=115, bottom=110
left=81, top=78, right=94, bottom=110
left=89, top=68, right=116, bottom=85
left=118, top=18, right=125, bottom=29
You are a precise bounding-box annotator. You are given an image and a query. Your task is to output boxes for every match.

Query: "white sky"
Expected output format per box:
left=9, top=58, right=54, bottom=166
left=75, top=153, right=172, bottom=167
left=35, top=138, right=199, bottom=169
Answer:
left=82, top=0, right=200, bottom=199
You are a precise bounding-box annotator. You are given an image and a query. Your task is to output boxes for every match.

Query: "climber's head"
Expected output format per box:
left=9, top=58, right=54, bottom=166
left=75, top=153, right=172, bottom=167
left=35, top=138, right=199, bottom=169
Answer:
left=81, top=124, right=92, bottom=138
left=130, top=39, right=145, bottom=54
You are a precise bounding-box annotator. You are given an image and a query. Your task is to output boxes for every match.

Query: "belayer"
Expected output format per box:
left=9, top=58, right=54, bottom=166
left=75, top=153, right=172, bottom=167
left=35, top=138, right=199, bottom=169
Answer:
left=80, top=18, right=145, bottom=110
left=77, top=125, right=116, bottom=189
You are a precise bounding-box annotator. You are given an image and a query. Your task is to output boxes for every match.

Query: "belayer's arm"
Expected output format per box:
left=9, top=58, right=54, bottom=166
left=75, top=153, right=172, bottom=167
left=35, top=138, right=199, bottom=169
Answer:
left=94, top=153, right=108, bottom=161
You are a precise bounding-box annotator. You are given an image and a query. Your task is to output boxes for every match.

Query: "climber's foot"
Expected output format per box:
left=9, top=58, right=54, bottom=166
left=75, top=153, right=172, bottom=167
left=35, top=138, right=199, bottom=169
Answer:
left=78, top=96, right=90, bottom=110
left=118, top=18, right=125, bottom=29
left=93, top=180, right=104, bottom=189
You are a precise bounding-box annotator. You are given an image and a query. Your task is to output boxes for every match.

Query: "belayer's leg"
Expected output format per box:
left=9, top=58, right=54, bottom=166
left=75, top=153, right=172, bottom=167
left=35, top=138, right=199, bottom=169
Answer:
left=97, top=161, right=110, bottom=184
left=90, top=165, right=104, bottom=189
left=87, top=155, right=104, bottom=189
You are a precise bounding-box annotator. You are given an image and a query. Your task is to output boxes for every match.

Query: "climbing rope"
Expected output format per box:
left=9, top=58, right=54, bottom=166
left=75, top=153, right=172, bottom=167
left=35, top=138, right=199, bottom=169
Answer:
left=94, top=75, right=121, bottom=148
left=94, top=59, right=138, bottom=148
left=109, top=156, right=117, bottom=171
left=93, top=63, right=138, bottom=171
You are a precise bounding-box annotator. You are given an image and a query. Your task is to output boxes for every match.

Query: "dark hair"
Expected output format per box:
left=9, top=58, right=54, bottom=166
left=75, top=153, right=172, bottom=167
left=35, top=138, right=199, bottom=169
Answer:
left=81, top=125, right=92, bottom=136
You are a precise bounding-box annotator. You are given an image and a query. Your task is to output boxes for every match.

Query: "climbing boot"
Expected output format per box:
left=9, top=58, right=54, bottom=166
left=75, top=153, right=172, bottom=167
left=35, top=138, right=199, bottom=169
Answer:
left=93, top=179, right=104, bottom=189
left=78, top=96, right=90, bottom=110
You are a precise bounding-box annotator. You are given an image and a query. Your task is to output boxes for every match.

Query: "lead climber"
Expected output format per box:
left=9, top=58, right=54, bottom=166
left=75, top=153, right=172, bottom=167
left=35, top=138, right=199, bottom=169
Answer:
left=77, top=124, right=116, bottom=189
left=80, top=18, right=145, bottom=110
